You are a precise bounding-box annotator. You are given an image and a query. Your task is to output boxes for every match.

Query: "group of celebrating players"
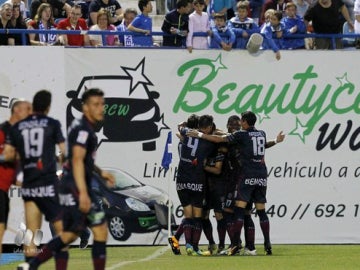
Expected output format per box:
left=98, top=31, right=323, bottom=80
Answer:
left=169, top=112, right=285, bottom=256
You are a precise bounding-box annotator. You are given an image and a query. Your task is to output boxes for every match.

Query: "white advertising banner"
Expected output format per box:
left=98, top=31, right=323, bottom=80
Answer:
left=1, top=47, right=359, bottom=245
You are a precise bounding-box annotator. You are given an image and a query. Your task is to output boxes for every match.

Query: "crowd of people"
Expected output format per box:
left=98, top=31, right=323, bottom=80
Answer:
left=0, top=0, right=359, bottom=51
left=0, top=89, right=115, bottom=270
left=168, top=113, right=285, bottom=256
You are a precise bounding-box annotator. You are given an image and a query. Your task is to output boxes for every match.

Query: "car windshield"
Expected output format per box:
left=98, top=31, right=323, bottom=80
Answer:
left=106, top=169, right=143, bottom=190
left=80, top=79, right=151, bottom=100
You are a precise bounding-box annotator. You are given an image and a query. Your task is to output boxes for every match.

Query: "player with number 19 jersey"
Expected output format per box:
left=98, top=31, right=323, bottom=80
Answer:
left=7, top=114, right=65, bottom=187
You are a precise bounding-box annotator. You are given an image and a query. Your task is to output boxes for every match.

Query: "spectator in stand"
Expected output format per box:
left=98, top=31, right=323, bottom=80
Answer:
left=261, top=10, right=283, bottom=60
left=209, top=12, right=236, bottom=50
left=281, top=2, right=306, bottom=49
left=88, top=0, right=123, bottom=27
left=293, top=0, right=309, bottom=18
left=250, top=0, right=265, bottom=23
left=161, top=0, right=192, bottom=48
left=28, top=3, right=60, bottom=46
left=0, top=3, right=15, bottom=46
left=10, top=3, right=29, bottom=45
left=6, top=0, right=27, bottom=19
left=30, top=0, right=71, bottom=20
left=186, top=0, right=211, bottom=53
left=228, top=1, right=260, bottom=49
left=128, top=0, right=157, bottom=47
left=260, top=0, right=290, bottom=25
left=57, top=4, right=89, bottom=46
left=89, top=8, right=120, bottom=46
left=304, top=0, right=354, bottom=49
left=354, top=0, right=360, bottom=48
left=206, top=0, right=232, bottom=24
left=116, top=7, right=137, bottom=46
left=260, top=8, right=275, bottom=30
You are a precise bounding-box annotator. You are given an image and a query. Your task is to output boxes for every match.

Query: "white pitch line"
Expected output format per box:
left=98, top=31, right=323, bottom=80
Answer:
left=106, top=246, right=169, bottom=270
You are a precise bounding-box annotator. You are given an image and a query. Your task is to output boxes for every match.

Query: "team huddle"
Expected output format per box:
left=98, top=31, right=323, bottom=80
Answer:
left=169, top=112, right=285, bottom=256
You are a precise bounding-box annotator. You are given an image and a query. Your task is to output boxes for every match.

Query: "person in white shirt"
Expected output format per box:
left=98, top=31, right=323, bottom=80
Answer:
left=186, top=0, right=211, bottom=53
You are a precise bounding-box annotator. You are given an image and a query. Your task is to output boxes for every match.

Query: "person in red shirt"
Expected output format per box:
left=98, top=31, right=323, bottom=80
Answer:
left=57, top=4, right=89, bottom=46
left=0, top=100, right=31, bottom=259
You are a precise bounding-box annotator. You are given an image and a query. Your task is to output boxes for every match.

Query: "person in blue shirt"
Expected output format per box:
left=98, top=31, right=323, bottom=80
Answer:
left=281, top=2, right=306, bottom=49
left=127, top=0, right=155, bottom=47
left=228, top=1, right=260, bottom=49
left=261, top=10, right=284, bottom=60
left=209, top=13, right=235, bottom=50
left=206, top=0, right=232, bottom=24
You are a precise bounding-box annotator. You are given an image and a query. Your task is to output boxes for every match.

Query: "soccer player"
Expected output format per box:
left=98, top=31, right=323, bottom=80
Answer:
left=4, top=90, right=68, bottom=268
left=203, top=142, right=228, bottom=254
left=187, top=111, right=282, bottom=255
left=0, top=100, right=31, bottom=259
left=176, top=114, right=215, bottom=256
left=169, top=114, right=200, bottom=255
left=17, top=88, right=114, bottom=270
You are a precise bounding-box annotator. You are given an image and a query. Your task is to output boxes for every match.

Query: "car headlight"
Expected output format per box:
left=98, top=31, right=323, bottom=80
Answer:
left=125, top=198, right=151, bottom=212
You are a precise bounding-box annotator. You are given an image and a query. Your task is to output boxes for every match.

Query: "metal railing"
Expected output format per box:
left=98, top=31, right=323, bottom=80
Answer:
left=0, top=28, right=359, bottom=49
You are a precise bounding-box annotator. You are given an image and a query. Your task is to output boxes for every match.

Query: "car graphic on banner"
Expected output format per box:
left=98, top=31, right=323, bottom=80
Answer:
left=66, top=58, right=169, bottom=151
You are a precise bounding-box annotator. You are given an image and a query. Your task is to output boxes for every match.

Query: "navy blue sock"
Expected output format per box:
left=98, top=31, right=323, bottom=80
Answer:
left=257, top=209, right=271, bottom=248
left=92, top=241, right=106, bottom=270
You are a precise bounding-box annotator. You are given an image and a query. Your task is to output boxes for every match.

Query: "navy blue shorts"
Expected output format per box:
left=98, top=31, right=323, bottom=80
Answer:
left=205, top=180, right=226, bottom=213
left=21, top=182, right=62, bottom=222
left=177, top=189, right=204, bottom=209
left=236, top=175, right=267, bottom=204
left=59, top=177, right=106, bottom=234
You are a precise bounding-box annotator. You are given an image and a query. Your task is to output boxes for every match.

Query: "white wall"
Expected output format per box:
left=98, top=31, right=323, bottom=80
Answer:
left=1, top=47, right=360, bottom=245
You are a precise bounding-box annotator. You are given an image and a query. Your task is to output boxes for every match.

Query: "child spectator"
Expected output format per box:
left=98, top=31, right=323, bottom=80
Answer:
left=228, top=1, right=260, bottom=48
left=261, top=10, right=284, bottom=60
left=127, top=0, right=156, bottom=47
left=186, top=0, right=211, bottom=52
left=281, top=2, right=306, bottom=49
left=209, top=13, right=235, bottom=50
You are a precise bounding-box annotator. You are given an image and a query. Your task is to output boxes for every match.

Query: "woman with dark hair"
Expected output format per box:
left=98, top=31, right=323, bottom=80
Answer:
left=10, top=4, right=29, bottom=45
left=27, top=3, right=60, bottom=45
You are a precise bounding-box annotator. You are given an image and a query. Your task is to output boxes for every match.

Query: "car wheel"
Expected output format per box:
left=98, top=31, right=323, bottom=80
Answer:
left=108, top=216, right=131, bottom=241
